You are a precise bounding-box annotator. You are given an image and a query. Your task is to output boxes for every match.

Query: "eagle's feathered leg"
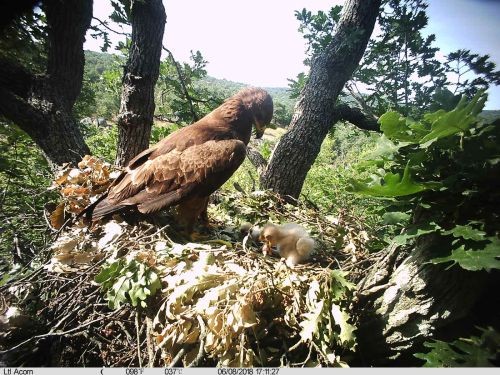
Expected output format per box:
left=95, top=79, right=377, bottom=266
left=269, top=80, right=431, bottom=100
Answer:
left=198, top=196, right=211, bottom=227
left=176, top=196, right=211, bottom=240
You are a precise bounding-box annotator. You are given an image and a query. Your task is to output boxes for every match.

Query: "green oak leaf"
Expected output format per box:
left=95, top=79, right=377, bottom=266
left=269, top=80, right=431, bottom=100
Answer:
left=415, top=327, right=500, bottom=367
left=430, top=237, right=500, bottom=271
left=382, top=211, right=411, bottom=225
left=443, top=224, right=486, bottom=241
left=420, top=91, right=486, bottom=146
left=349, top=162, right=439, bottom=197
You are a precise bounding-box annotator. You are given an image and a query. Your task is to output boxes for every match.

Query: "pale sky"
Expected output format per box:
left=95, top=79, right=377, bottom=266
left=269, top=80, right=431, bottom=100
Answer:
left=84, top=0, right=500, bottom=110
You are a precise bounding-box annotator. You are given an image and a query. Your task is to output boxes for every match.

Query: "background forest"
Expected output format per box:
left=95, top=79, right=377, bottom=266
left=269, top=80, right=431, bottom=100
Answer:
left=0, top=0, right=499, bottom=368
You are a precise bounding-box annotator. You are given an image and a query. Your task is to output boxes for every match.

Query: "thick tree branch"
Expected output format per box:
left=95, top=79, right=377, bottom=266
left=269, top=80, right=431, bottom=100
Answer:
left=333, top=103, right=379, bottom=131
left=45, top=0, right=93, bottom=108
left=115, top=0, right=166, bottom=166
left=245, top=104, right=379, bottom=177
left=0, top=56, right=35, bottom=98
left=0, top=0, right=92, bottom=167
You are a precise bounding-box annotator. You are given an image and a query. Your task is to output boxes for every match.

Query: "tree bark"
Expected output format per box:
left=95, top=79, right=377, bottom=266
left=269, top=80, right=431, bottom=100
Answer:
left=353, top=234, right=498, bottom=366
left=333, top=103, right=379, bottom=132
left=261, top=0, right=381, bottom=198
left=0, top=0, right=92, bottom=168
left=115, top=0, right=166, bottom=166
left=248, top=104, right=379, bottom=187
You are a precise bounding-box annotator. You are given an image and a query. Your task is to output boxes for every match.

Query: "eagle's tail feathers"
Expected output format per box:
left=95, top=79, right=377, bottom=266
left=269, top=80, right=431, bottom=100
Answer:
left=138, top=187, right=193, bottom=214
left=91, top=196, right=128, bottom=220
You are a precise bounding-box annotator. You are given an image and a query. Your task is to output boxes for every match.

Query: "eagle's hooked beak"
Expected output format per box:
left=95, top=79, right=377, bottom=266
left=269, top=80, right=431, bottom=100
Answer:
left=254, top=121, right=266, bottom=139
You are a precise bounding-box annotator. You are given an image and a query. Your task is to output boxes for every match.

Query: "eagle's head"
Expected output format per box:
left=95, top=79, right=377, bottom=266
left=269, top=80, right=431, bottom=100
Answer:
left=236, top=87, right=274, bottom=139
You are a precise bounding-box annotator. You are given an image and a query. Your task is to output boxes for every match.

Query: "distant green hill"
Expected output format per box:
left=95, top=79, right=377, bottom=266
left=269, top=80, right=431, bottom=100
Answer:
left=480, top=110, right=500, bottom=122
left=196, top=76, right=295, bottom=110
left=83, top=50, right=296, bottom=118
left=84, top=50, right=124, bottom=80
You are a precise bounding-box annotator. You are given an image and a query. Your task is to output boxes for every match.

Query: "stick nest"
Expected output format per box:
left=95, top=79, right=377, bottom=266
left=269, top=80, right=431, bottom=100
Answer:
left=1, top=156, right=376, bottom=367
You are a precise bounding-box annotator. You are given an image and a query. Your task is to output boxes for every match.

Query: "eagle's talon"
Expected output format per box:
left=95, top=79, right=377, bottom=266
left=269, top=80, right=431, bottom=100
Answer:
left=189, top=231, right=210, bottom=242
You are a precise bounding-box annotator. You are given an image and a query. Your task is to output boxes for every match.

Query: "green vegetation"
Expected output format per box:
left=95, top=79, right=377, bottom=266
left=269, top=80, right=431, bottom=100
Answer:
left=0, top=123, right=54, bottom=261
left=350, top=92, right=500, bottom=271
left=95, top=258, right=161, bottom=309
left=293, top=0, right=500, bottom=117
left=1, top=1, right=499, bottom=368
left=77, top=50, right=295, bottom=127
left=415, top=327, right=500, bottom=367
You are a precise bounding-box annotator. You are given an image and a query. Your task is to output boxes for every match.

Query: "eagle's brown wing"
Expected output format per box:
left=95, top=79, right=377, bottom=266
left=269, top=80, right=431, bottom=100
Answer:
left=92, top=139, right=246, bottom=218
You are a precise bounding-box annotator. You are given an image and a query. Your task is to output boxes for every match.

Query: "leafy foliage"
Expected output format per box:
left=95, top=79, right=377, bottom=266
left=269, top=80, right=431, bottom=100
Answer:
left=415, top=327, right=500, bottom=367
left=349, top=92, right=500, bottom=270
left=76, top=51, right=124, bottom=119
left=295, top=1, right=499, bottom=118
left=0, top=10, right=47, bottom=72
left=156, top=50, right=223, bottom=123
left=83, top=122, right=119, bottom=163
left=295, top=7, right=341, bottom=66
left=445, top=49, right=500, bottom=98
left=95, top=258, right=161, bottom=309
left=0, top=122, right=54, bottom=261
left=355, top=0, right=445, bottom=116
left=299, top=270, right=356, bottom=363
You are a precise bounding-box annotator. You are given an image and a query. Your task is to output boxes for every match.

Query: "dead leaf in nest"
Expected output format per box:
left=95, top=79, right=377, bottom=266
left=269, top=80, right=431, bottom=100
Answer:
left=54, top=252, right=76, bottom=265
left=78, top=155, right=100, bottom=169
left=53, top=170, right=70, bottom=186
left=205, top=307, right=224, bottom=334
left=67, top=168, right=85, bottom=184
left=135, top=250, right=158, bottom=267
left=51, top=235, right=79, bottom=253
left=61, top=186, right=90, bottom=197
left=73, top=252, right=97, bottom=264
left=49, top=203, right=66, bottom=230
left=183, top=325, right=200, bottom=344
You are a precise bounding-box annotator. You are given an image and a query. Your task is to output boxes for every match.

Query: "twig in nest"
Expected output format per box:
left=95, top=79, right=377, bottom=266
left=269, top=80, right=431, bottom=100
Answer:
left=136, top=310, right=142, bottom=367
left=239, top=331, right=246, bottom=367
left=146, top=316, right=155, bottom=367
left=291, top=342, right=314, bottom=367
left=0, top=315, right=109, bottom=355
left=187, top=315, right=207, bottom=367
left=116, top=319, right=134, bottom=344
left=168, top=348, right=186, bottom=367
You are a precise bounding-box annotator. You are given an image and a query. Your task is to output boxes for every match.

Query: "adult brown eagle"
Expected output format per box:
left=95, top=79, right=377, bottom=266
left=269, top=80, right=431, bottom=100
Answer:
left=89, top=87, right=273, bottom=234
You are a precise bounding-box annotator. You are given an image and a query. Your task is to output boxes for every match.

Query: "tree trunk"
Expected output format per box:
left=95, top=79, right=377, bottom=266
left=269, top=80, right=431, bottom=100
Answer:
left=248, top=104, right=379, bottom=187
left=261, top=0, right=381, bottom=198
left=0, top=0, right=92, bottom=168
left=353, top=235, right=498, bottom=366
left=115, top=0, right=166, bottom=167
